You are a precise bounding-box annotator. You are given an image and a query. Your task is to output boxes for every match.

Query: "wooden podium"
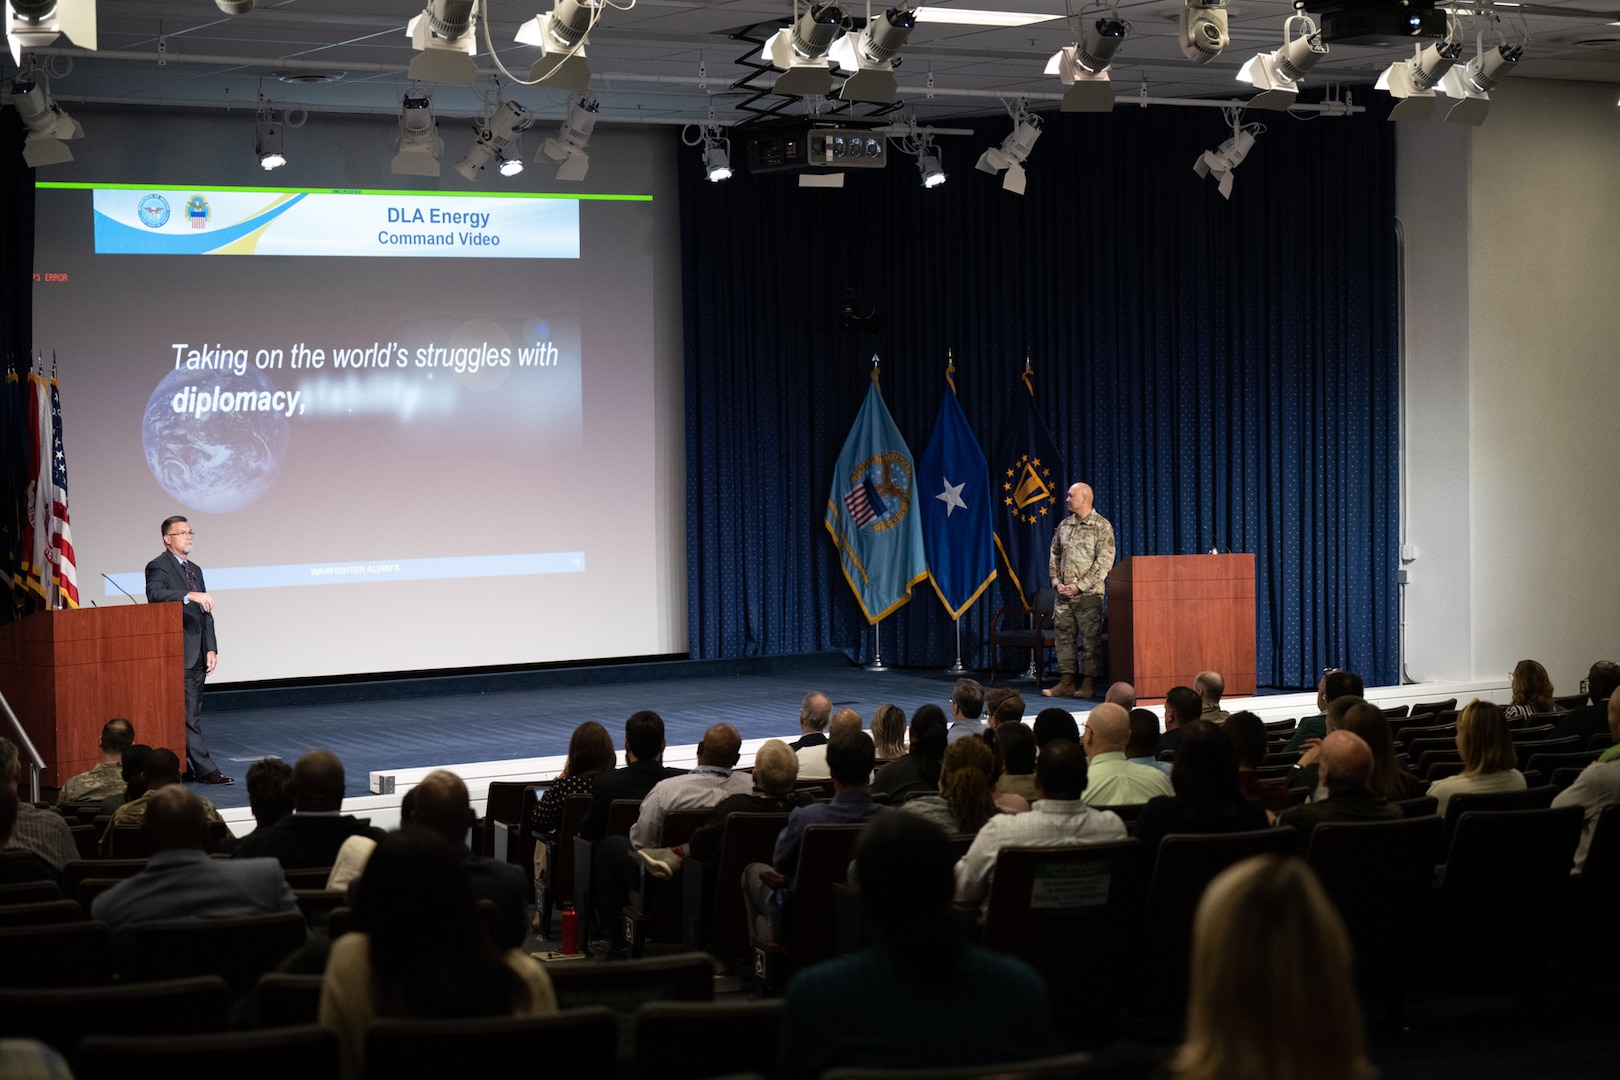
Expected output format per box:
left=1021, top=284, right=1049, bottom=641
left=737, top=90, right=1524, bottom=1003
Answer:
left=1105, top=555, right=1256, bottom=698
left=0, top=605, right=185, bottom=790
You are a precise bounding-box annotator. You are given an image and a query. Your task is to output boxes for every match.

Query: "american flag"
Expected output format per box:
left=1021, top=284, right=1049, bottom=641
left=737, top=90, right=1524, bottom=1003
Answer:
left=47, top=363, right=78, bottom=608
left=843, top=474, right=887, bottom=529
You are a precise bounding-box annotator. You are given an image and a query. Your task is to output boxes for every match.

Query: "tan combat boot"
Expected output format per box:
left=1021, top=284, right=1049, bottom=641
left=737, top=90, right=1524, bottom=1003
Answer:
left=1042, top=675, right=1076, bottom=698
left=1075, top=676, right=1095, bottom=699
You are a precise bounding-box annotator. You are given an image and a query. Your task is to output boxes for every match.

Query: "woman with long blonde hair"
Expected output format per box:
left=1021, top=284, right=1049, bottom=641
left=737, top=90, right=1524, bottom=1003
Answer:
left=1426, top=699, right=1527, bottom=814
left=1173, top=855, right=1373, bottom=1080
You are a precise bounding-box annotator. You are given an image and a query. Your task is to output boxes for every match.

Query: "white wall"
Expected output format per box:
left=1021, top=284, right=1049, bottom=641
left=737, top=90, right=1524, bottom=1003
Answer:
left=1400, top=79, right=1620, bottom=694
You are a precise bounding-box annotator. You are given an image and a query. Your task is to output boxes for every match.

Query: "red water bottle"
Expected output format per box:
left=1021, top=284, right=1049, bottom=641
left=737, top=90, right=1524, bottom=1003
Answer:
left=560, top=904, right=578, bottom=955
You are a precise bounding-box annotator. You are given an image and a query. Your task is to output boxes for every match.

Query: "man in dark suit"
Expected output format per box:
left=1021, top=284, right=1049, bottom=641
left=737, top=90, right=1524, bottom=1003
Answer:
left=578, top=710, right=682, bottom=842
left=408, top=769, right=529, bottom=949
left=92, top=785, right=298, bottom=976
left=144, top=515, right=230, bottom=785
left=232, top=749, right=383, bottom=869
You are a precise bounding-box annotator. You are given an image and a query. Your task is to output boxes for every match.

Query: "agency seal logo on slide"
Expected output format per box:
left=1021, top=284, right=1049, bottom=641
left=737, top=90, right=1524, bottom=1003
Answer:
left=137, top=194, right=170, bottom=228
left=187, top=195, right=211, bottom=228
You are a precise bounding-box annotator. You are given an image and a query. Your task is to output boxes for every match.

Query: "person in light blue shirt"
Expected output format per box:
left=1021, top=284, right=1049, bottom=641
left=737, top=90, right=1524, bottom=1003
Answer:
left=945, top=677, right=988, bottom=744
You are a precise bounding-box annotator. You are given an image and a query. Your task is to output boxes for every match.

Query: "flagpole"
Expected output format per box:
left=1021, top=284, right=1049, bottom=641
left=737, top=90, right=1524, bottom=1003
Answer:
left=865, top=619, right=889, bottom=673
left=945, top=616, right=969, bottom=675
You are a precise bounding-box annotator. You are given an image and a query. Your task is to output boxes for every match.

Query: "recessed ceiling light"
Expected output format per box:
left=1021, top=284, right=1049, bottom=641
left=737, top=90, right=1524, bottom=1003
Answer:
left=914, top=8, right=1064, bottom=28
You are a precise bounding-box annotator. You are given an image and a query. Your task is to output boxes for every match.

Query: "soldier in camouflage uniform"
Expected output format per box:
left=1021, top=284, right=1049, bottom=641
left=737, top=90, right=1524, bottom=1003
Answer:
left=1044, top=483, right=1116, bottom=700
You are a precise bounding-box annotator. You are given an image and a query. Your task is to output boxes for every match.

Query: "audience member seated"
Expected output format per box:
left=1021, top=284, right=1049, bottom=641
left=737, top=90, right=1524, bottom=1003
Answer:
left=1106, top=681, right=1137, bottom=710
left=744, top=728, right=885, bottom=944
left=1340, top=702, right=1426, bottom=801
left=1134, top=721, right=1268, bottom=859
left=578, top=710, right=683, bottom=842
left=869, top=703, right=908, bottom=761
left=409, top=769, right=530, bottom=949
left=594, top=722, right=749, bottom=956
left=1169, top=855, right=1373, bottom=1080
left=993, top=721, right=1039, bottom=804
left=777, top=813, right=1055, bottom=1080
left=231, top=749, right=382, bottom=868
left=1552, top=692, right=1620, bottom=871
left=91, top=785, right=298, bottom=976
left=528, top=719, right=615, bottom=923
left=1284, top=693, right=1363, bottom=794
left=1156, top=686, right=1205, bottom=756
left=955, top=740, right=1126, bottom=914
left=1031, top=707, right=1080, bottom=750
left=635, top=738, right=814, bottom=879
left=1080, top=702, right=1174, bottom=806
left=1194, top=671, right=1230, bottom=724
left=1555, top=661, right=1620, bottom=742
left=799, top=708, right=863, bottom=780
left=1224, top=710, right=1296, bottom=815
left=870, top=704, right=947, bottom=801
left=1276, top=731, right=1401, bottom=854
left=102, top=747, right=224, bottom=854
left=0, top=786, right=59, bottom=887
left=985, top=688, right=1026, bottom=732
left=0, top=1038, right=74, bottom=1080
left=1426, top=699, right=1528, bottom=814
left=1, top=737, right=77, bottom=873
left=224, top=757, right=295, bottom=855
left=318, top=827, right=557, bottom=1080
left=100, top=743, right=153, bottom=818
left=57, top=717, right=135, bottom=805
left=1282, top=668, right=1365, bottom=754
left=902, top=737, right=1010, bottom=834
left=789, top=691, right=833, bottom=754
left=945, top=678, right=988, bottom=745
left=1502, top=659, right=1560, bottom=722
left=1128, top=709, right=1174, bottom=778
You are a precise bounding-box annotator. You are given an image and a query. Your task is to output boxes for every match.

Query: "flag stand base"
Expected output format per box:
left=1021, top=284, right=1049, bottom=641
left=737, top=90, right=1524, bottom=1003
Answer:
left=865, top=621, right=891, bottom=672
left=944, top=616, right=969, bottom=674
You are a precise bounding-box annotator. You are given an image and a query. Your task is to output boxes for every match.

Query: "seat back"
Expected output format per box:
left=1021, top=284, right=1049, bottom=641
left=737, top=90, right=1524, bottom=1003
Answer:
left=698, top=812, right=789, bottom=965
left=0, top=879, right=62, bottom=906
left=1307, top=815, right=1445, bottom=997
left=1135, top=828, right=1296, bottom=1016
left=282, top=866, right=333, bottom=890
left=364, top=1007, right=616, bottom=1079
left=1575, top=804, right=1620, bottom=929
left=547, top=952, right=714, bottom=1013
left=133, top=911, right=309, bottom=996
left=1512, top=737, right=1582, bottom=771
left=1409, top=697, right=1458, bottom=717
left=781, top=824, right=866, bottom=972
left=251, top=971, right=326, bottom=1029
left=478, top=779, right=543, bottom=857
left=606, top=799, right=643, bottom=837
left=1392, top=795, right=1439, bottom=818
left=633, top=1000, right=784, bottom=1080
left=0, top=920, right=111, bottom=986
left=981, top=840, right=1140, bottom=1040
left=62, top=858, right=144, bottom=900
left=541, top=793, right=591, bottom=931
left=77, top=1024, right=339, bottom=1080
left=820, top=1052, right=1097, bottom=1080
left=0, top=898, right=84, bottom=927
left=1441, top=785, right=1557, bottom=858
left=0, top=975, right=229, bottom=1055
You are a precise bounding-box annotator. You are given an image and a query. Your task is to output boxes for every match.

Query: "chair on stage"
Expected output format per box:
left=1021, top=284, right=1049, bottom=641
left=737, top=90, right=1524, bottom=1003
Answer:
left=987, top=586, right=1059, bottom=691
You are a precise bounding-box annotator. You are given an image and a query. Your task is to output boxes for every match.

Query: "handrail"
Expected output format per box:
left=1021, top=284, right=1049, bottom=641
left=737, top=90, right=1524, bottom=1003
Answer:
left=0, top=690, right=45, bottom=803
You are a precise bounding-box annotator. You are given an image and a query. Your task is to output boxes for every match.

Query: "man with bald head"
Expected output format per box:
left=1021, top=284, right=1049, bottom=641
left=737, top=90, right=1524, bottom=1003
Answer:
left=408, top=769, right=528, bottom=948
left=93, top=785, right=296, bottom=975
left=595, top=722, right=752, bottom=957
left=1079, top=703, right=1174, bottom=806
left=1194, top=671, right=1229, bottom=724
left=233, top=748, right=383, bottom=868
left=1276, top=729, right=1402, bottom=853
left=799, top=708, right=864, bottom=780
left=1105, top=683, right=1136, bottom=710
left=1043, top=482, right=1115, bottom=701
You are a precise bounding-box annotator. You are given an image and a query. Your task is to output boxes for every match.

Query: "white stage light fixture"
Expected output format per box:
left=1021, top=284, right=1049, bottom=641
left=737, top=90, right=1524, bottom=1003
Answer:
left=704, top=142, right=732, bottom=182
left=1046, top=15, right=1127, bottom=113
left=1178, top=0, right=1227, bottom=65
left=391, top=88, right=443, bottom=177
left=1438, top=41, right=1521, bottom=125
left=828, top=4, right=916, bottom=104
left=9, top=75, right=81, bottom=166
left=1193, top=113, right=1259, bottom=201
left=255, top=105, right=286, bottom=171
left=916, top=147, right=945, bottom=188
left=1376, top=39, right=1461, bottom=121
left=7, top=0, right=96, bottom=66
left=215, top=1, right=256, bottom=13
left=1237, top=14, right=1327, bottom=112
left=540, top=95, right=598, bottom=182
left=454, top=99, right=532, bottom=182
left=763, top=3, right=847, bottom=97
left=975, top=102, right=1041, bottom=195
left=406, top=0, right=478, bottom=84
left=515, top=0, right=599, bottom=92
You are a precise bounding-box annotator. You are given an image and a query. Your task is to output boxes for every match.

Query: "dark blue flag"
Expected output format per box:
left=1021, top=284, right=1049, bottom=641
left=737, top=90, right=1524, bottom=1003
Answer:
left=992, top=367, right=1063, bottom=609
left=919, top=363, right=996, bottom=619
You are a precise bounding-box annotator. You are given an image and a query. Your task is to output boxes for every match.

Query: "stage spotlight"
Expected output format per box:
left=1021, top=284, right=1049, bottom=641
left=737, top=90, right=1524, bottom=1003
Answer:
left=828, top=4, right=916, bottom=104
left=916, top=146, right=945, bottom=188
left=406, top=0, right=478, bottom=84
left=1193, top=115, right=1259, bottom=201
left=539, top=95, right=598, bottom=182
left=1046, top=16, right=1127, bottom=113
left=7, top=0, right=95, bottom=66
left=391, top=87, right=443, bottom=177
left=215, top=1, right=256, bottom=12
left=454, top=99, right=532, bottom=182
left=255, top=105, right=286, bottom=171
left=1179, top=0, right=1227, bottom=65
left=1376, top=39, right=1461, bottom=121
left=704, top=142, right=732, bottom=182
left=1439, top=42, right=1522, bottom=125
left=975, top=102, right=1041, bottom=195
left=1237, top=15, right=1327, bottom=112
left=763, top=3, right=847, bottom=97
left=9, top=75, right=81, bottom=167
left=515, top=0, right=599, bottom=92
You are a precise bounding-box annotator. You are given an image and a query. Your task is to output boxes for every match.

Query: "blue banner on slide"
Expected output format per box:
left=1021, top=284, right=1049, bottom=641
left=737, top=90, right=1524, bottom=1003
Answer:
left=105, top=551, right=586, bottom=596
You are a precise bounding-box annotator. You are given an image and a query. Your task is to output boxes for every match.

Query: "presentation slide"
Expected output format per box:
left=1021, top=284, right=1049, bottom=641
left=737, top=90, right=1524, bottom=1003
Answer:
left=33, top=179, right=667, bottom=683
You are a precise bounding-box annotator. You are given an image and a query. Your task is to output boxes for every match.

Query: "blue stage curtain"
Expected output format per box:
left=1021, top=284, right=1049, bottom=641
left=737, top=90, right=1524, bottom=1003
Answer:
left=680, top=101, right=1398, bottom=689
left=0, top=111, right=36, bottom=626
